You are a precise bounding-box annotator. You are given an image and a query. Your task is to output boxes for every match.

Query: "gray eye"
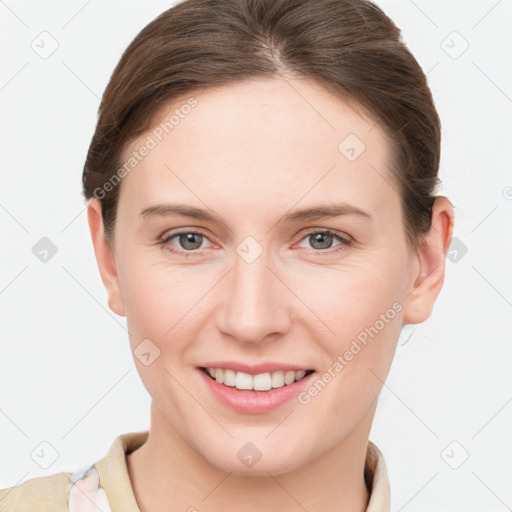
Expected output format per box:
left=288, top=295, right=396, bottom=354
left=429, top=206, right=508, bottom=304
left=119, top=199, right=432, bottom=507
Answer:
left=178, top=232, right=204, bottom=250
left=308, top=232, right=335, bottom=250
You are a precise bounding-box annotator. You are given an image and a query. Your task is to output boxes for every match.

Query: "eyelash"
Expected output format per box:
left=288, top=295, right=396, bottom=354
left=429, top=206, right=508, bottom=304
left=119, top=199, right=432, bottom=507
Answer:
left=159, top=228, right=353, bottom=258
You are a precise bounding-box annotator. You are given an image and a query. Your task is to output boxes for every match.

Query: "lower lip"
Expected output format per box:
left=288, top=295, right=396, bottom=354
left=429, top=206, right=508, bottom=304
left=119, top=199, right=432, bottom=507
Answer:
left=197, top=368, right=315, bottom=414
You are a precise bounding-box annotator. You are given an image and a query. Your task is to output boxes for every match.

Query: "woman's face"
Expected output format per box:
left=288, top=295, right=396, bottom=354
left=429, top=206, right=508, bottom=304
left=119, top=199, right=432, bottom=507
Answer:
left=92, top=77, right=424, bottom=474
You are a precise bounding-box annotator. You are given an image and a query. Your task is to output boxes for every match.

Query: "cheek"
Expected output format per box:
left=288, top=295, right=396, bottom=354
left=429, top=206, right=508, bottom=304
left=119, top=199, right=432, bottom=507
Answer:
left=118, top=240, right=406, bottom=361
left=298, top=257, right=404, bottom=405
left=301, top=261, right=403, bottom=342
left=119, top=259, right=212, bottom=354
left=298, top=269, right=403, bottom=430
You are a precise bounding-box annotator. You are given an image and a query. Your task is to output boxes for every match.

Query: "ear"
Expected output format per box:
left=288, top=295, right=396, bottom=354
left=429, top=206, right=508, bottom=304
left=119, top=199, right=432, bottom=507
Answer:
left=402, top=196, right=455, bottom=324
left=87, top=198, right=126, bottom=317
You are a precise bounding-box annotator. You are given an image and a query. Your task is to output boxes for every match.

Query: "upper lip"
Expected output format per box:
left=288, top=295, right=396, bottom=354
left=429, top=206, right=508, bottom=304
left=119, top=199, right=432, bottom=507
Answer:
left=199, top=361, right=314, bottom=375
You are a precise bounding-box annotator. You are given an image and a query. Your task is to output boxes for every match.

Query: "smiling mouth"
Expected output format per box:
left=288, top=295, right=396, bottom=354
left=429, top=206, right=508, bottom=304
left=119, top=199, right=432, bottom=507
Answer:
left=200, top=367, right=315, bottom=392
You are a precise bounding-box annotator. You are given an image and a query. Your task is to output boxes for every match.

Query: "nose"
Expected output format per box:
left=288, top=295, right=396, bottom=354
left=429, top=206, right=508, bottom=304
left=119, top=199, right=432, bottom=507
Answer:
left=215, top=246, right=292, bottom=345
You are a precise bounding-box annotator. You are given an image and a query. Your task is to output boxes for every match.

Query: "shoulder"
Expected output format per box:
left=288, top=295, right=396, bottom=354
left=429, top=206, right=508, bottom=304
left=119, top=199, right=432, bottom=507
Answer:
left=365, top=440, right=391, bottom=512
left=0, top=471, right=72, bottom=511
left=0, top=430, right=148, bottom=512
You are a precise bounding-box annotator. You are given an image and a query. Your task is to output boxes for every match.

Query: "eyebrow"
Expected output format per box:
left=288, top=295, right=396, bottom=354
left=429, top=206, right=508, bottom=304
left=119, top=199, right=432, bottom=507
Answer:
left=140, top=202, right=372, bottom=224
left=140, top=203, right=373, bottom=225
left=280, top=203, right=372, bottom=223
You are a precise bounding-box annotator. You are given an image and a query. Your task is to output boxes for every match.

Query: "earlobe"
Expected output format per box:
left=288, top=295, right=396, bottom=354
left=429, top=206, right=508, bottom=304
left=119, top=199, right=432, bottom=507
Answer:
left=402, top=196, right=455, bottom=324
left=87, top=198, right=126, bottom=317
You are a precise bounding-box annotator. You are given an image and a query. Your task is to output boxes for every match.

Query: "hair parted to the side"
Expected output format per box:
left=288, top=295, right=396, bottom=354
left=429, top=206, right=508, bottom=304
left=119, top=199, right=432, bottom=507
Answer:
left=82, top=0, right=442, bottom=248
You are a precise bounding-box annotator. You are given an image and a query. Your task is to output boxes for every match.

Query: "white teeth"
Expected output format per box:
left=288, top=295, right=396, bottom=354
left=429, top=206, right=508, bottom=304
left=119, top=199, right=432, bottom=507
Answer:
left=284, top=370, right=296, bottom=385
left=295, top=370, right=306, bottom=381
left=205, top=367, right=311, bottom=391
left=214, top=368, right=224, bottom=384
left=223, top=369, right=236, bottom=387
left=253, top=372, right=272, bottom=391
left=235, top=371, right=253, bottom=390
left=271, top=371, right=285, bottom=388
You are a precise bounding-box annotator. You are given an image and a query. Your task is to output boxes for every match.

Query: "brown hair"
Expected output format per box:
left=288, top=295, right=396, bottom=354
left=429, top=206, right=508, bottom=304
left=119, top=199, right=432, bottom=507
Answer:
left=82, top=0, right=442, bottom=248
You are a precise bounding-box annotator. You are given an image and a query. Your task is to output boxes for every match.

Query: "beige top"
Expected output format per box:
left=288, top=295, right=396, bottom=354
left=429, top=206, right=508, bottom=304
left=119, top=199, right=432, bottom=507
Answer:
left=0, top=431, right=391, bottom=511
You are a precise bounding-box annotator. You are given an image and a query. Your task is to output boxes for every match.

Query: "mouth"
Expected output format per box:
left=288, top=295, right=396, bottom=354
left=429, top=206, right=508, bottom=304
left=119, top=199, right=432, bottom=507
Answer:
left=199, top=366, right=315, bottom=392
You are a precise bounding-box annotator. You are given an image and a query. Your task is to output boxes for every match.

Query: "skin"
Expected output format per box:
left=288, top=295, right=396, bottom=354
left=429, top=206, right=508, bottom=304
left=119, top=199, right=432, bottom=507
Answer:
left=88, top=76, right=454, bottom=512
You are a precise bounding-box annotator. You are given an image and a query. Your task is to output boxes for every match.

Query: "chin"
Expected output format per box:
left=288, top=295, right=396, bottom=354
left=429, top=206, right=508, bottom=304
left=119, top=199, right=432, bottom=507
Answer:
left=204, top=447, right=305, bottom=477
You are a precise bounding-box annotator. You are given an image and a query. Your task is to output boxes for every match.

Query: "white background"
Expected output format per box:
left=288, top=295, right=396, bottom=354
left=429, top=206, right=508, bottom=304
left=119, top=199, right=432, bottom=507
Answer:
left=0, top=1, right=511, bottom=510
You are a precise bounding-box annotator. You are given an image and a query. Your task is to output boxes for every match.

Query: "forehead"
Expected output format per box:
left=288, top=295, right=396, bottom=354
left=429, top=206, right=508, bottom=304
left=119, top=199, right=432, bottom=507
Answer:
left=118, top=77, right=398, bottom=222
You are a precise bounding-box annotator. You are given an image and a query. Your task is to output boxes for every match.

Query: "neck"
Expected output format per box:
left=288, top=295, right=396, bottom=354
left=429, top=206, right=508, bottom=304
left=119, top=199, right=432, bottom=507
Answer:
left=127, top=401, right=375, bottom=512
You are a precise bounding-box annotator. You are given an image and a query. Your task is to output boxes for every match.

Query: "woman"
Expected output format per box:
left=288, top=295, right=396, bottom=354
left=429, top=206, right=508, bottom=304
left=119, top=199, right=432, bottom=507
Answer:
left=0, top=0, right=454, bottom=510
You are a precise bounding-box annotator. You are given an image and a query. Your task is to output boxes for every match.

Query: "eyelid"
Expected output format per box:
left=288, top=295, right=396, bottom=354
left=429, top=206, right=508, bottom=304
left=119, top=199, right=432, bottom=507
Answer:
left=160, top=227, right=353, bottom=256
left=292, top=228, right=353, bottom=254
left=294, top=227, right=353, bottom=245
left=160, top=228, right=212, bottom=248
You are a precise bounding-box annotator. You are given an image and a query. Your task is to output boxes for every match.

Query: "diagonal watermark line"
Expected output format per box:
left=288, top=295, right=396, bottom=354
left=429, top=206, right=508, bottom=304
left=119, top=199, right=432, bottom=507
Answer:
left=200, top=471, right=233, bottom=502
left=0, top=472, right=30, bottom=503
left=60, top=205, right=87, bottom=234
left=61, top=369, right=132, bottom=439
left=471, top=265, right=512, bottom=308
left=0, top=202, right=29, bottom=232
left=66, top=470, right=107, bottom=512
left=425, top=61, right=439, bottom=76
left=266, top=472, right=310, bottom=512
left=407, top=0, right=439, bottom=29
left=163, top=267, right=234, bottom=337
left=265, top=409, right=295, bottom=438
left=472, top=471, right=512, bottom=511
left=0, top=408, right=29, bottom=438
left=0, top=62, right=29, bottom=92
left=366, top=119, right=380, bottom=135
left=472, top=61, right=512, bottom=105
left=60, top=265, right=130, bottom=332
left=61, top=61, right=100, bottom=100
left=470, top=204, right=499, bottom=233
left=368, top=162, right=400, bottom=197
left=161, top=365, right=234, bottom=438
left=266, top=265, right=336, bottom=335
left=472, top=0, right=504, bottom=30
left=471, top=396, right=512, bottom=439
left=0, top=265, right=28, bottom=296
left=61, top=0, right=93, bottom=29
left=266, top=164, right=337, bottom=235
left=391, top=120, right=410, bottom=139
left=164, top=163, right=214, bottom=212
left=369, top=368, right=439, bottom=438
left=398, top=472, right=439, bottom=511
left=0, top=0, right=29, bottom=28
